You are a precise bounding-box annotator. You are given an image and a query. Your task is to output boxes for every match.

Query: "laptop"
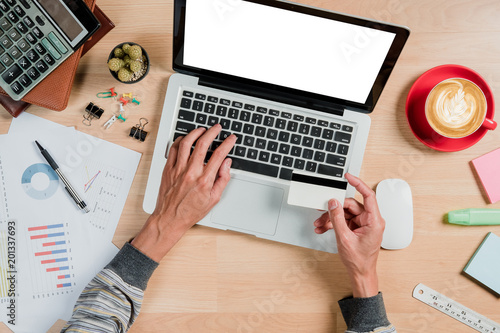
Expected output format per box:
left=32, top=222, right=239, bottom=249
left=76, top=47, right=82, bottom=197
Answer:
left=143, top=0, right=409, bottom=253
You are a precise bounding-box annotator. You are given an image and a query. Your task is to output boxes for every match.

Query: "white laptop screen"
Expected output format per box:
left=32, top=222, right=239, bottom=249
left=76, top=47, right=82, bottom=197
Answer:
left=184, top=0, right=396, bottom=105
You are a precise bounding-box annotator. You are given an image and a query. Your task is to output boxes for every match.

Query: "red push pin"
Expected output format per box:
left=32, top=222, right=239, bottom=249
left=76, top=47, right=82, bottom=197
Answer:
left=119, top=97, right=129, bottom=105
left=109, top=87, right=117, bottom=97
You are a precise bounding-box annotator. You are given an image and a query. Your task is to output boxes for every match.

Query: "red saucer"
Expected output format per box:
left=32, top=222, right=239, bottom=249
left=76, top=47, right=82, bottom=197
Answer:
left=405, top=64, right=496, bottom=152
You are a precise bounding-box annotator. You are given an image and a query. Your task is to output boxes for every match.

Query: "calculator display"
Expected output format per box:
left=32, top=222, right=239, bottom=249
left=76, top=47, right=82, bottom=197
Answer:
left=37, top=0, right=87, bottom=44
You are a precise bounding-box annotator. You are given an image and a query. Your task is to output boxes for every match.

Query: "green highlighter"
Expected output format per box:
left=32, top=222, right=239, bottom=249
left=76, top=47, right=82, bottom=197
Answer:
left=448, top=209, right=500, bottom=225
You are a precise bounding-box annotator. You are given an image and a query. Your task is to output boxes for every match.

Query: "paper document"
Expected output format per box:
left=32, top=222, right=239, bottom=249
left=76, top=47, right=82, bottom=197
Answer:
left=0, top=113, right=140, bottom=332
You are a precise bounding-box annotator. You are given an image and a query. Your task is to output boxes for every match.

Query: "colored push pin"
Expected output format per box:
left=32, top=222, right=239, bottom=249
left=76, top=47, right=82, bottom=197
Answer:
left=122, top=92, right=133, bottom=99
left=119, top=103, right=125, bottom=113
left=129, top=118, right=149, bottom=142
left=117, top=114, right=127, bottom=122
left=119, top=97, right=129, bottom=105
left=132, top=97, right=141, bottom=105
left=83, top=102, right=104, bottom=126
left=96, top=87, right=117, bottom=98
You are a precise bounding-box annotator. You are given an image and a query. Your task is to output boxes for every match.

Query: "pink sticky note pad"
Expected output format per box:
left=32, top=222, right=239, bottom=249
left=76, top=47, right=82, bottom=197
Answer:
left=472, top=148, right=500, bottom=203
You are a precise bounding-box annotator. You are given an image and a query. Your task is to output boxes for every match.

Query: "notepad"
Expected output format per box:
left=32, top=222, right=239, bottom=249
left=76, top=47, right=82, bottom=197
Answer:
left=472, top=148, right=500, bottom=203
left=463, top=232, right=500, bottom=295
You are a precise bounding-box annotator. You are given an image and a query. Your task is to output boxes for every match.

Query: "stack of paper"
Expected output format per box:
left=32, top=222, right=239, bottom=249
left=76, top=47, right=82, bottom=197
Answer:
left=0, top=113, right=141, bottom=332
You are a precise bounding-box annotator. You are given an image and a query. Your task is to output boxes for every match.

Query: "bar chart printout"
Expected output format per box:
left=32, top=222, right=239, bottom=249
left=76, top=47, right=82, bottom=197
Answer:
left=26, top=223, right=75, bottom=299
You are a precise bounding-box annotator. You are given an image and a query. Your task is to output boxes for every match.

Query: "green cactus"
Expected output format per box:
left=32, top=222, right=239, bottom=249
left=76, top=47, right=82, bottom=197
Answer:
left=108, top=58, right=124, bottom=72
left=122, top=43, right=131, bottom=54
left=123, top=55, right=131, bottom=66
left=110, top=43, right=147, bottom=82
left=117, top=68, right=133, bottom=82
left=128, top=45, right=142, bottom=60
left=129, top=60, right=142, bottom=73
left=113, top=47, right=125, bottom=58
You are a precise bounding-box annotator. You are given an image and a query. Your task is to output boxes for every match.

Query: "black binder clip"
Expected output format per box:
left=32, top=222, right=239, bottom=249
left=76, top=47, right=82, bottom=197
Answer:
left=129, top=118, right=149, bottom=142
left=83, top=102, right=104, bottom=126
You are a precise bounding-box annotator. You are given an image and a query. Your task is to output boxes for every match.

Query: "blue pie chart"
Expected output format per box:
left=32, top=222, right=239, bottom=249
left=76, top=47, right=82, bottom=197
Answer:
left=21, top=163, right=59, bottom=200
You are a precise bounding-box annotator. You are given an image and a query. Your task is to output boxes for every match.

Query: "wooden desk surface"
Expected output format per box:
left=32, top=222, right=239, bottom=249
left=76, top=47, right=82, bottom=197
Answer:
left=1, top=1, right=499, bottom=332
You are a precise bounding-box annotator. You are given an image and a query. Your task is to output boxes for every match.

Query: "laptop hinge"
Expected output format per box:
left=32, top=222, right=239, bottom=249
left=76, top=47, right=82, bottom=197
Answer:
left=197, top=76, right=345, bottom=117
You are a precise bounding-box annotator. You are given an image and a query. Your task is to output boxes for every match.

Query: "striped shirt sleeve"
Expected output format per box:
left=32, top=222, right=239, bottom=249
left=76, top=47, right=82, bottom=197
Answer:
left=339, top=293, right=396, bottom=333
left=61, top=243, right=158, bottom=333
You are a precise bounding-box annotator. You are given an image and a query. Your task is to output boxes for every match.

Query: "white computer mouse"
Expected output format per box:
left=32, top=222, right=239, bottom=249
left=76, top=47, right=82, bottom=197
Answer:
left=376, top=179, right=413, bottom=250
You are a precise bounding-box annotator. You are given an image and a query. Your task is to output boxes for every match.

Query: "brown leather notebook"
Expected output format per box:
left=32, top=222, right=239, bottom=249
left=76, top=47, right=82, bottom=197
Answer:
left=0, top=2, right=115, bottom=117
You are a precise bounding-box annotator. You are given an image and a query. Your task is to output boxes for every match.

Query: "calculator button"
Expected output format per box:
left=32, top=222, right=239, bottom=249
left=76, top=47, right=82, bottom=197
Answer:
left=10, top=80, right=23, bottom=94
left=35, top=59, right=47, bottom=73
left=17, top=38, right=28, bottom=51
left=18, top=73, right=30, bottom=87
left=1, top=63, right=21, bottom=83
left=25, top=31, right=35, bottom=44
left=18, top=55, right=29, bottom=69
left=34, top=43, right=45, bottom=54
left=25, top=49, right=38, bottom=62
left=1, top=35, right=13, bottom=49
left=27, top=66, right=39, bottom=79
left=7, top=12, right=18, bottom=24
left=7, top=28, right=20, bottom=41
left=15, top=21, right=26, bottom=33
left=22, top=15, right=33, bottom=28
left=0, top=46, right=4, bottom=56
left=43, top=53, right=54, bottom=65
left=42, top=37, right=61, bottom=59
left=0, top=1, right=8, bottom=13
left=35, top=15, right=45, bottom=26
left=13, top=6, right=24, bottom=17
left=8, top=45, right=20, bottom=58
left=48, top=32, right=67, bottom=54
left=0, top=53, right=12, bottom=66
left=19, top=0, right=29, bottom=9
left=5, top=0, right=15, bottom=6
left=0, top=17, right=11, bottom=32
left=32, top=27, right=43, bottom=39
left=0, top=62, right=5, bottom=73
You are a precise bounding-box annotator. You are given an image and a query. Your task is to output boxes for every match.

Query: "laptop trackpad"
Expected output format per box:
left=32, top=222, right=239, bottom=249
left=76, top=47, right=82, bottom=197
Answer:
left=211, top=179, right=283, bottom=236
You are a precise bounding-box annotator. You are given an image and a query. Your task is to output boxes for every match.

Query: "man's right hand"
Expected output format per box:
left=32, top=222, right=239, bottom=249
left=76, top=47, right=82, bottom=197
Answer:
left=313, top=173, right=385, bottom=298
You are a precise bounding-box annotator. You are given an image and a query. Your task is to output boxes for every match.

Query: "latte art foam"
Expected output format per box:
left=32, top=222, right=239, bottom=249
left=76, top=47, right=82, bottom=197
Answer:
left=425, top=78, right=487, bottom=138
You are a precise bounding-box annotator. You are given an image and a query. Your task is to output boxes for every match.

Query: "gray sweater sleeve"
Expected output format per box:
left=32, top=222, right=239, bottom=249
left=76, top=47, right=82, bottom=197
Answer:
left=105, top=242, right=159, bottom=290
left=61, top=243, right=159, bottom=332
left=338, top=293, right=395, bottom=333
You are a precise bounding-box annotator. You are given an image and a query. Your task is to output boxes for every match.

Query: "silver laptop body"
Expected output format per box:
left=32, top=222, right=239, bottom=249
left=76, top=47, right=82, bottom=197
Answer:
left=143, top=0, right=409, bottom=253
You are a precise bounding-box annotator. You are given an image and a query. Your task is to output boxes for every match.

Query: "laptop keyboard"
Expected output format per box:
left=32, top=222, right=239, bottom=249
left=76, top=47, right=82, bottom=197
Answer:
left=173, top=90, right=355, bottom=181
left=0, top=0, right=72, bottom=100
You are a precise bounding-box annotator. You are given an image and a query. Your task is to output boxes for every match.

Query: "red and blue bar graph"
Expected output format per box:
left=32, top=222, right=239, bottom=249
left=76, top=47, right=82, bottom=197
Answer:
left=41, top=257, right=68, bottom=264
left=28, top=224, right=64, bottom=232
left=29, top=223, right=73, bottom=290
left=35, top=249, right=67, bottom=256
left=46, top=266, right=69, bottom=273
left=29, top=224, right=65, bottom=240
left=42, top=240, right=66, bottom=247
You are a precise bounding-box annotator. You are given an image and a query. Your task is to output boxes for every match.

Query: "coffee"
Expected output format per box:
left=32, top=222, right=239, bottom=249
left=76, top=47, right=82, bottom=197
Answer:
left=425, top=78, right=487, bottom=138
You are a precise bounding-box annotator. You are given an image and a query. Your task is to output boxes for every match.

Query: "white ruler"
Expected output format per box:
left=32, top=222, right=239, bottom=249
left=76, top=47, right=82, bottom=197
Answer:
left=413, top=283, right=500, bottom=333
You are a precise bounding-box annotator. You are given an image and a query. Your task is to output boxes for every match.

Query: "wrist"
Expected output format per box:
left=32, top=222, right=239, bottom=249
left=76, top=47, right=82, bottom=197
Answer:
left=349, top=270, right=379, bottom=298
left=131, top=214, right=187, bottom=262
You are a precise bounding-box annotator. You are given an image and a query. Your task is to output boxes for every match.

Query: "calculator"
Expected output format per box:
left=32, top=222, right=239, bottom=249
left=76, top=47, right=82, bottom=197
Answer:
left=0, top=0, right=100, bottom=101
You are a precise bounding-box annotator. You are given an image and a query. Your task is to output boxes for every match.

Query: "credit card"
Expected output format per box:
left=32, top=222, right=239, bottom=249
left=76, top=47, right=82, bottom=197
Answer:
left=287, top=171, right=348, bottom=210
